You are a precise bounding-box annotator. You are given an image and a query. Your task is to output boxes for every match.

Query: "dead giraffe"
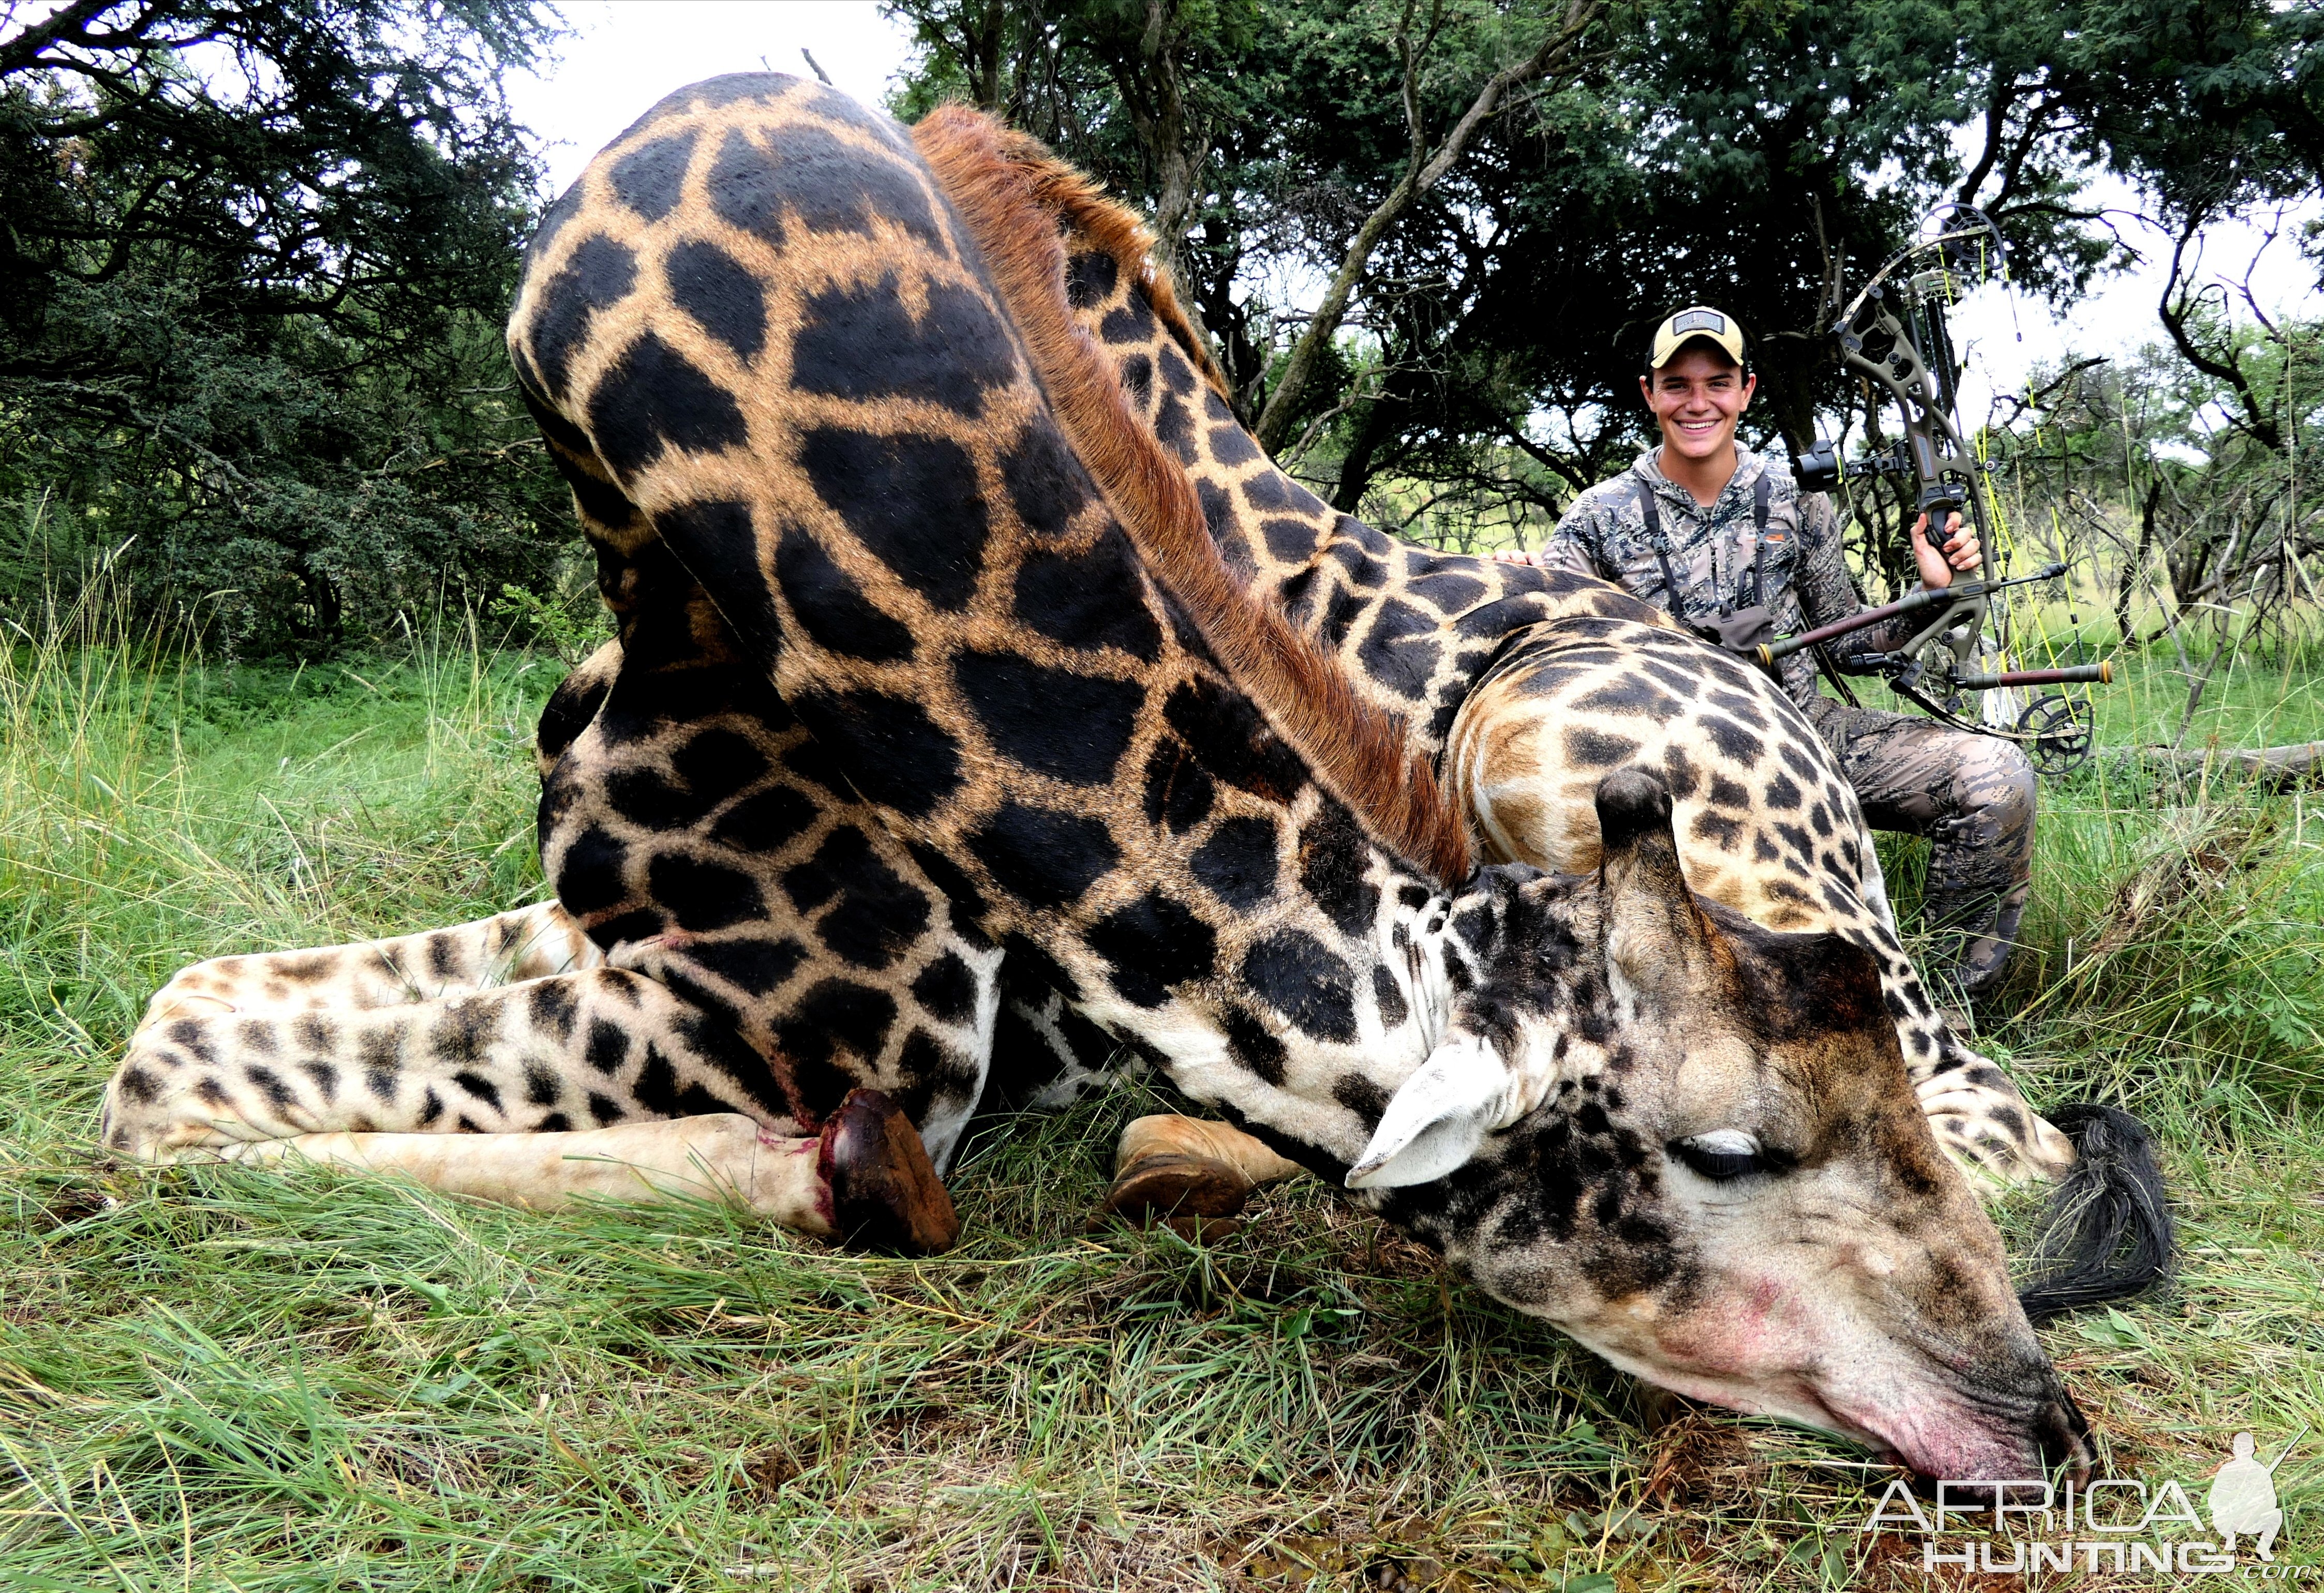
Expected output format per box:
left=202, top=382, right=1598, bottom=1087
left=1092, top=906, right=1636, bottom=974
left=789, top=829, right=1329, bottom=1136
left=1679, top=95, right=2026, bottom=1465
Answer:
left=969, top=125, right=2085, bottom=1208
left=101, top=76, right=2116, bottom=1483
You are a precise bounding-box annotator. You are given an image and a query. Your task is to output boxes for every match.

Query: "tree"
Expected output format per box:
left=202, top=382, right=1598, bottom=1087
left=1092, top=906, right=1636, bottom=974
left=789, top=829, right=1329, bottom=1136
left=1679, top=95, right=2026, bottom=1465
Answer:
left=0, top=0, right=567, bottom=652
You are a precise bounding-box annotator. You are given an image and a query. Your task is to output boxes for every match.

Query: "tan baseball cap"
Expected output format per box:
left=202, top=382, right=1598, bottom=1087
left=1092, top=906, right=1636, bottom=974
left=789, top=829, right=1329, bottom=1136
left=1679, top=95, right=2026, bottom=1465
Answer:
left=1649, top=306, right=1746, bottom=368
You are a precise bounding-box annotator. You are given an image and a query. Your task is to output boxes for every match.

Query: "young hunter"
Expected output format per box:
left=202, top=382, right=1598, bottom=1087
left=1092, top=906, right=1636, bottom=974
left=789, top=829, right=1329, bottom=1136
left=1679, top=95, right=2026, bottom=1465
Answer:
left=1499, top=307, right=2035, bottom=1002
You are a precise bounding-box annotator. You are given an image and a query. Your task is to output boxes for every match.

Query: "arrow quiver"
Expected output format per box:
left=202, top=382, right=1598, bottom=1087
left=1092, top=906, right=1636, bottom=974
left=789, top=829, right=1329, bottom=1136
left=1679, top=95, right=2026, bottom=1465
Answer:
left=1785, top=206, right=2113, bottom=775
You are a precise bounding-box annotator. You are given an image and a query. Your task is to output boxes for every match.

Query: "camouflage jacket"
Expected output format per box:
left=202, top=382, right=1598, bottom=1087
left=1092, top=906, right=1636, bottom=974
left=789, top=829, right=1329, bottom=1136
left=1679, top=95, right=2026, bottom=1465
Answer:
left=1535, top=446, right=1898, bottom=707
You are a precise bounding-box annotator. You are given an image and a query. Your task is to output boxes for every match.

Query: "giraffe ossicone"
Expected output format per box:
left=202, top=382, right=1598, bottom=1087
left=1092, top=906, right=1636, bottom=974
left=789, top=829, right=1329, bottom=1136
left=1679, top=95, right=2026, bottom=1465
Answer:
left=99, top=74, right=2138, bottom=1487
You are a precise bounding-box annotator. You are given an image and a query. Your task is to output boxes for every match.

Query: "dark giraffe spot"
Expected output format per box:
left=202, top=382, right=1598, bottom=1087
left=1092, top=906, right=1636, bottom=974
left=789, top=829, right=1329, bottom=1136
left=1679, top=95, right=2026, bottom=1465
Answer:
left=1700, top=715, right=1765, bottom=764
left=115, top=1065, right=158, bottom=1104
left=1140, top=738, right=1216, bottom=832
left=1370, top=964, right=1409, bottom=1028
left=1661, top=744, right=1702, bottom=800
left=585, top=1019, right=628, bottom=1074
left=786, top=828, right=933, bottom=971
left=1156, top=344, right=1196, bottom=395
left=1001, top=423, right=1092, bottom=539
left=966, top=802, right=1120, bottom=909
left=1099, top=291, right=1155, bottom=345
left=587, top=332, right=747, bottom=482
left=1333, top=1071, right=1391, bottom=1123
left=528, top=981, right=580, bottom=1043
left=167, top=1019, right=219, bottom=1065
left=1119, top=352, right=1153, bottom=405
left=798, top=428, right=986, bottom=612
left=1191, top=815, right=1279, bottom=910
left=1087, top=891, right=1216, bottom=1008
left=1325, top=539, right=1389, bottom=589
left=793, top=276, right=1017, bottom=417
left=1356, top=598, right=1441, bottom=696
left=1066, top=248, right=1119, bottom=308
left=609, top=128, right=696, bottom=220
left=911, top=952, right=978, bottom=1025
left=691, top=935, right=808, bottom=995
left=654, top=499, right=781, bottom=654
left=776, top=525, right=915, bottom=662
left=1154, top=394, right=1195, bottom=458
left=1576, top=674, right=1685, bottom=718
left=1163, top=678, right=1307, bottom=803
left=428, top=1001, right=498, bottom=1069
left=631, top=1044, right=728, bottom=1119
left=587, top=1092, right=624, bottom=1125
left=1706, top=773, right=1750, bottom=808
left=1196, top=478, right=1233, bottom=539
left=1564, top=726, right=1641, bottom=768
left=524, top=1065, right=560, bottom=1108
left=418, top=1087, right=443, bottom=1127
left=1405, top=568, right=1487, bottom=610
left=1243, top=931, right=1358, bottom=1044
left=1706, top=689, right=1767, bottom=727
left=777, top=980, right=901, bottom=1114
left=531, top=235, right=636, bottom=396
left=1243, top=472, right=1297, bottom=510
left=1011, top=531, right=1163, bottom=660
left=709, top=785, right=820, bottom=853
left=1261, top=516, right=1318, bottom=563
left=788, top=688, right=963, bottom=821
left=1809, top=801, right=1834, bottom=836
left=1222, top=1004, right=1286, bottom=1086
left=957, top=651, right=1144, bottom=787
left=666, top=237, right=765, bottom=362
left=647, top=851, right=762, bottom=932
left=1300, top=804, right=1378, bottom=937
left=452, top=1072, right=503, bottom=1113
left=1000, top=930, right=1080, bottom=1004
left=706, top=124, right=937, bottom=246
left=1691, top=810, right=1742, bottom=848
left=1762, top=772, right=1803, bottom=809
left=537, top=1112, right=572, bottom=1133
left=1209, top=425, right=1258, bottom=467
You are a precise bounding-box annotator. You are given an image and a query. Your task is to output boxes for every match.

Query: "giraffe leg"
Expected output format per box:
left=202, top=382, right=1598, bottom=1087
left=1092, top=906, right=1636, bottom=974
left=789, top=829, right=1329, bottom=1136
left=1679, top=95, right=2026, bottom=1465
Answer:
left=103, top=969, right=960, bottom=1252
left=209, top=1091, right=957, bottom=1252
left=1103, top=1114, right=1306, bottom=1222
left=136, top=903, right=599, bottom=1030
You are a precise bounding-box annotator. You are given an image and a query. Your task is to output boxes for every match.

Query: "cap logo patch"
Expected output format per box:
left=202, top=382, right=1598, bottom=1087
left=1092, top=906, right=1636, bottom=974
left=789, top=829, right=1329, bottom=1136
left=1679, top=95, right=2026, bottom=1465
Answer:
left=1672, top=309, right=1726, bottom=335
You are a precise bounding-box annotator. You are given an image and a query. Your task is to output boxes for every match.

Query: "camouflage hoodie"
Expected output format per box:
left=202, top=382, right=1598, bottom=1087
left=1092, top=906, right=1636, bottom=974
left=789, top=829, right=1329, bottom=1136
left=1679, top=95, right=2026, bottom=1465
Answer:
left=1535, top=445, right=1902, bottom=707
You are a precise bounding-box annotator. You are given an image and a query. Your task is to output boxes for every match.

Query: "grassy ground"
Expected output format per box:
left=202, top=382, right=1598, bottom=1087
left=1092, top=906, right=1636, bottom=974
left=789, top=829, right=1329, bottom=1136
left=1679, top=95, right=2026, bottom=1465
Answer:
left=2, top=606, right=2320, bottom=1591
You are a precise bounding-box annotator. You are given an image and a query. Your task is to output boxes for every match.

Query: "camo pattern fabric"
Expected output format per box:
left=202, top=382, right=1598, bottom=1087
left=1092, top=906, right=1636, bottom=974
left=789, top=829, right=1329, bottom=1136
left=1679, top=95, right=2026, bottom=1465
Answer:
left=1805, top=700, right=2036, bottom=1002
left=1536, top=445, right=2035, bottom=1001
left=1530, top=446, right=1898, bottom=703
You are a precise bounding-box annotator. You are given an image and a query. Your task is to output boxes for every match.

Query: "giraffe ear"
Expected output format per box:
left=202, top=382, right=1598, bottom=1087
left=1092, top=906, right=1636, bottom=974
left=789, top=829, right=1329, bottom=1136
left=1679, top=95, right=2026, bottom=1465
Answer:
left=1597, top=768, right=1716, bottom=1004
left=1345, top=1033, right=1506, bottom=1190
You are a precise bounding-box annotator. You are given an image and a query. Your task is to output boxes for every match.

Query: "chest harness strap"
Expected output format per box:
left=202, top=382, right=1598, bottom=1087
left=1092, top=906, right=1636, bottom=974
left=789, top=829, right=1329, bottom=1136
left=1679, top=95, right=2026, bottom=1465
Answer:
left=1632, top=471, right=1775, bottom=621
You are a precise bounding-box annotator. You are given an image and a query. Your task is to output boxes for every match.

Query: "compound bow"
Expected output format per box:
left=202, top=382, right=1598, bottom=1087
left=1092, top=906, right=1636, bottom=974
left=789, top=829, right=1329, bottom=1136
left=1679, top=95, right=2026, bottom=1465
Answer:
left=1779, top=205, right=2113, bottom=774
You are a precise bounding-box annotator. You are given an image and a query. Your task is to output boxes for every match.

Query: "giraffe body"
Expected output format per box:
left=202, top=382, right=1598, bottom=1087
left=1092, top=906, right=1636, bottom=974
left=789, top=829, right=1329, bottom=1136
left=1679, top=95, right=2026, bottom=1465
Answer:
left=101, top=77, right=2105, bottom=1486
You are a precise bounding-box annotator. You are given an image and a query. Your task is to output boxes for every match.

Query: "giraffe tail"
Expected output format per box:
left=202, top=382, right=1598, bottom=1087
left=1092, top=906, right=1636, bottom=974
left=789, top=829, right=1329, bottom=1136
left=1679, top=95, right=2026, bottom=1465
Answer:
left=2015, top=1102, right=2176, bottom=1321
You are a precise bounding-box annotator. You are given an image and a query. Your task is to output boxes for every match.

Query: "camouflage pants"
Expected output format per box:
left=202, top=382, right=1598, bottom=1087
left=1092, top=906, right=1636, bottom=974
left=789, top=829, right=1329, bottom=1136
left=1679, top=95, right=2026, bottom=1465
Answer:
left=1803, top=700, right=2036, bottom=1002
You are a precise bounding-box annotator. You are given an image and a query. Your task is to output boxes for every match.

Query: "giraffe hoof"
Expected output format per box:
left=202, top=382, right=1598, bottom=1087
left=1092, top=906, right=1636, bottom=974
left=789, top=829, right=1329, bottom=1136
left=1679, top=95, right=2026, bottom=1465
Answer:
left=819, top=1089, right=960, bottom=1255
left=1103, top=1152, right=1254, bottom=1223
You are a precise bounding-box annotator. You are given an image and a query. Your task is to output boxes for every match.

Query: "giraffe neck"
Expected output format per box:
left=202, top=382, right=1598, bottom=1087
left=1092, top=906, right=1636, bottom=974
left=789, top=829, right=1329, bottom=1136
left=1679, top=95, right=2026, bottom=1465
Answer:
left=506, top=73, right=1512, bottom=1183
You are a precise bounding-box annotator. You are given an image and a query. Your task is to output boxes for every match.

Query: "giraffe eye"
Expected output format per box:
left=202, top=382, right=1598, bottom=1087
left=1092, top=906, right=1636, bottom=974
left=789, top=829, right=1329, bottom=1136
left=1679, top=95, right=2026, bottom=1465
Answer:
left=1672, top=1130, right=1764, bottom=1181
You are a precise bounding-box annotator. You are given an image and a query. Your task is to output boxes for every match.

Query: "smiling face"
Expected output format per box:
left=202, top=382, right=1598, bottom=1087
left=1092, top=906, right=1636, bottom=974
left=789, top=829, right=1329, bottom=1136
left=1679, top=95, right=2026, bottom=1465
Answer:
left=1350, top=772, right=2091, bottom=1486
left=1641, top=344, right=1755, bottom=471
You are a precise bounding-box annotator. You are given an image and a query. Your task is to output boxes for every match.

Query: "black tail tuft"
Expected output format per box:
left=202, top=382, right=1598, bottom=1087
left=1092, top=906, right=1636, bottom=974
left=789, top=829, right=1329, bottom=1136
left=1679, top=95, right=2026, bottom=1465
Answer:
left=2016, top=1102, right=2176, bottom=1323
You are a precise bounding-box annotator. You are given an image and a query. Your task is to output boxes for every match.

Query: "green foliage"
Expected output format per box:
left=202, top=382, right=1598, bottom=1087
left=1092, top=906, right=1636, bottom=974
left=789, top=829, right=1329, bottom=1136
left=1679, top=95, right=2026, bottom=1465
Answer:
left=0, top=0, right=574, bottom=656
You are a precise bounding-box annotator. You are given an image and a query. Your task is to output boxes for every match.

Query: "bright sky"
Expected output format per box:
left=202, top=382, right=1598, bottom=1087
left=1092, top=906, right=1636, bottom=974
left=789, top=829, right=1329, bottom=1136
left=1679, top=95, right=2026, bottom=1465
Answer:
left=509, top=1, right=2322, bottom=435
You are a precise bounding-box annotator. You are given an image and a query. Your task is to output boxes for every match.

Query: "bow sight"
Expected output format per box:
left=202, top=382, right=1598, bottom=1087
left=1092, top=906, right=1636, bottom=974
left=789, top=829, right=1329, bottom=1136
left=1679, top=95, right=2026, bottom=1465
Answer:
left=1785, top=204, right=2115, bottom=775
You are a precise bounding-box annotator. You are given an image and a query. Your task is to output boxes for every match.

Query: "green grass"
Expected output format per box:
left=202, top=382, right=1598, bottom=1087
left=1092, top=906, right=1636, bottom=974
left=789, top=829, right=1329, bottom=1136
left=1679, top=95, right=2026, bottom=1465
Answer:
left=2, top=603, right=2321, bottom=1590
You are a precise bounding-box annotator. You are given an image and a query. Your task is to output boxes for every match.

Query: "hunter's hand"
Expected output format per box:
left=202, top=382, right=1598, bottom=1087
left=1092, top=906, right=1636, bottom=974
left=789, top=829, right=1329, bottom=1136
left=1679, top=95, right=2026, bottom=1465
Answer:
left=1911, top=510, right=1980, bottom=588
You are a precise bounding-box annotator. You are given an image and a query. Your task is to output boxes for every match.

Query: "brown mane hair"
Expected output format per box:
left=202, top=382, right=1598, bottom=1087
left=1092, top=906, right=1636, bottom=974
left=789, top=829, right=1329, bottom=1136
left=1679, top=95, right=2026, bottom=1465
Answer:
left=914, top=106, right=1471, bottom=888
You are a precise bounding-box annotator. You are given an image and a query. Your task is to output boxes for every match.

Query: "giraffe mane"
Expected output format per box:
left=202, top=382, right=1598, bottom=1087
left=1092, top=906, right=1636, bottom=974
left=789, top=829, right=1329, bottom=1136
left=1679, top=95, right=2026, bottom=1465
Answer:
left=914, top=106, right=1472, bottom=889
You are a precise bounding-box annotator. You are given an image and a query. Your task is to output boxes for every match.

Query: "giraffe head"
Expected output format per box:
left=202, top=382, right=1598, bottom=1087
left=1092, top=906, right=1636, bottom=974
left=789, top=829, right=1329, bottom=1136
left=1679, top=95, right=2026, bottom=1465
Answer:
left=1352, top=769, right=2089, bottom=1485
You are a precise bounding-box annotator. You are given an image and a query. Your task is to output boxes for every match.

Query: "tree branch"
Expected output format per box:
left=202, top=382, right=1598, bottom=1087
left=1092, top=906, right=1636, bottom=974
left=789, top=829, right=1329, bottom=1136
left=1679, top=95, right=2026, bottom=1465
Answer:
left=1250, top=0, right=1603, bottom=454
